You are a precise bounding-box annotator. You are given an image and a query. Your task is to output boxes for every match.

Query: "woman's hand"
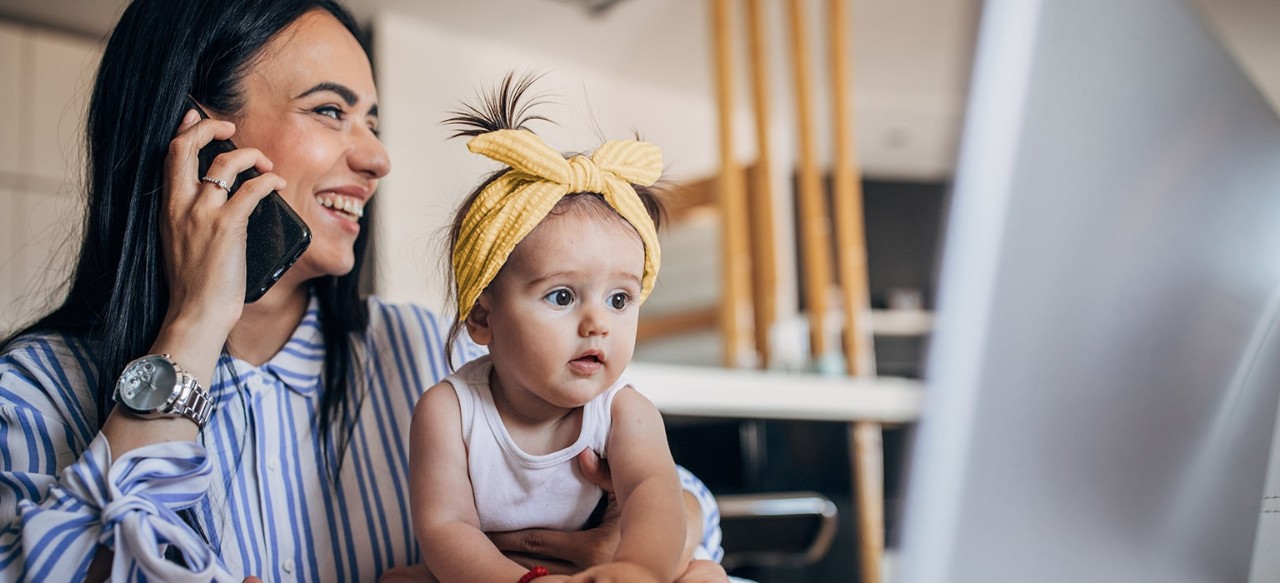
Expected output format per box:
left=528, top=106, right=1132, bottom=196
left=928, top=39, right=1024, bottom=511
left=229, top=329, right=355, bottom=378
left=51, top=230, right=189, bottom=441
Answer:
left=162, top=109, right=284, bottom=338
left=100, top=109, right=286, bottom=456
left=155, top=108, right=284, bottom=378
left=489, top=451, right=720, bottom=579
left=488, top=450, right=619, bottom=570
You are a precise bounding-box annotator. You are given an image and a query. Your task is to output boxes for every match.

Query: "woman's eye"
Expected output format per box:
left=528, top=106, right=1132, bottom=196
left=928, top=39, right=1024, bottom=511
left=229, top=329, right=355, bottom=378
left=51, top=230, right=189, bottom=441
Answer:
left=314, top=105, right=344, bottom=120
left=608, top=292, right=630, bottom=310
left=545, top=289, right=574, bottom=307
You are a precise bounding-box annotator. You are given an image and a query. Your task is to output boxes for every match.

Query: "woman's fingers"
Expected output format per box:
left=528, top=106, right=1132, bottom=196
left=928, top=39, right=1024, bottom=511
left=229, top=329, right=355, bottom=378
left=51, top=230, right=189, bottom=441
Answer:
left=198, top=145, right=274, bottom=188
left=576, top=449, right=614, bottom=493
left=222, top=171, right=287, bottom=222
left=166, top=113, right=235, bottom=211
left=194, top=145, right=282, bottom=209
left=489, top=522, right=618, bottom=571
left=489, top=529, right=576, bottom=564
left=157, top=108, right=282, bottom=335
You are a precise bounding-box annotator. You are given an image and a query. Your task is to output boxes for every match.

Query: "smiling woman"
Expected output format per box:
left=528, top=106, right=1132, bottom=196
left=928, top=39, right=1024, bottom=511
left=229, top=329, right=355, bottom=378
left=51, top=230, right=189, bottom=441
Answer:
left=0, top=1, right=725, bottom=581
left=228, top=19, right=389, bottom=282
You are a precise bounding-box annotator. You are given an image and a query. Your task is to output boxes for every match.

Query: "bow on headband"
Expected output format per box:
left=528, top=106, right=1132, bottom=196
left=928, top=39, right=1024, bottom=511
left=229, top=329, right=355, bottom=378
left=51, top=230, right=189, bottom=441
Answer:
left=453, top=129, right=663, bottom=323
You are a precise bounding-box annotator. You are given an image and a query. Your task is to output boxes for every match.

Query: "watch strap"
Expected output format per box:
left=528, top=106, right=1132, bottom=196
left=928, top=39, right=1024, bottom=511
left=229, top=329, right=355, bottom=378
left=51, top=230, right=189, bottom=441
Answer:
left=175, top=370, right=214, bottom=429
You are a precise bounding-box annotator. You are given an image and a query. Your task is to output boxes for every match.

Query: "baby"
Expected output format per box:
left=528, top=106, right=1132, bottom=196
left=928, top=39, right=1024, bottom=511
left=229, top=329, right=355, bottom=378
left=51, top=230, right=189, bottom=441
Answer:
left=409, top=77, right=725, bottom=583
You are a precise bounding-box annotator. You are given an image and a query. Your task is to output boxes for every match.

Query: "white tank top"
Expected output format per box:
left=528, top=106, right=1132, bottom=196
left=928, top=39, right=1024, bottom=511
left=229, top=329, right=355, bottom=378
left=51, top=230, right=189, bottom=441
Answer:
left=443, top=355, right=628, bottom=532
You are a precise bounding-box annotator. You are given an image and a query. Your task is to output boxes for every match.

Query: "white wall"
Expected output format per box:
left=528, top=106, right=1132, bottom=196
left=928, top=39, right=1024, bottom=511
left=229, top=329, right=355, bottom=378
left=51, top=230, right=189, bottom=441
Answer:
left=0, top=22, right=98, bottom=334
left=371, top=8, right=775, bottom=317
left=368, top=0, right=978, bottom=349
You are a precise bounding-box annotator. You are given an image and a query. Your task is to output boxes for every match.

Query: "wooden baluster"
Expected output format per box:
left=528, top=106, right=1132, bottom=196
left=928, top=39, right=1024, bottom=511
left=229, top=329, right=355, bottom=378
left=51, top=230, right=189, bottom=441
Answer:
left=787, top=0, right=834, bottom=361
left=830, top=1, right=875, bottom=378
left=830, top=0, right=884, bottom=581
left=711, top=0, right=755, bottom=368
left=745, top=0, right=779, bottom=369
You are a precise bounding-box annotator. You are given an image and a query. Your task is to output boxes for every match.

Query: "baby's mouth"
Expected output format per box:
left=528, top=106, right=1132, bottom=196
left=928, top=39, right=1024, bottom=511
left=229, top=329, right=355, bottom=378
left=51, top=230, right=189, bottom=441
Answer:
left=569, top=351, right=604, bottom=374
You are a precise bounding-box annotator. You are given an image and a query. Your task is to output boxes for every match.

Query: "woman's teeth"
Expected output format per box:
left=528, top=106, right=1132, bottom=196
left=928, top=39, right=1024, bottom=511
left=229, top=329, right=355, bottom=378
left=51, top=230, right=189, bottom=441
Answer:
left=316, top=193, right=364, bottom=219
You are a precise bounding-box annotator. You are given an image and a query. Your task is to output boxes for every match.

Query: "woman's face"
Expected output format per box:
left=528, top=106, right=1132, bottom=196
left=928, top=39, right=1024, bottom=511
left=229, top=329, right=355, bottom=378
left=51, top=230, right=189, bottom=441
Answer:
left=230, top=9, right=390, bottom=284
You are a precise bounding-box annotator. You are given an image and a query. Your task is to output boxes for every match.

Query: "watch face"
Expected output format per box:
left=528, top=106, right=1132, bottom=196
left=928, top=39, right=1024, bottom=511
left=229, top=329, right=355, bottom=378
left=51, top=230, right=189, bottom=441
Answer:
left=118, top=355, right=177, bottom=411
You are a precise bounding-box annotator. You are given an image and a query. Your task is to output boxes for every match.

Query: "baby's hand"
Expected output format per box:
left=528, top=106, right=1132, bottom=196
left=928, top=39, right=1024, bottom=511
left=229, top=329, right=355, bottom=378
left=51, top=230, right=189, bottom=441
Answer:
left=565, top=561, right=660, bottom=583
left=675, top=560, right=729, bottom=583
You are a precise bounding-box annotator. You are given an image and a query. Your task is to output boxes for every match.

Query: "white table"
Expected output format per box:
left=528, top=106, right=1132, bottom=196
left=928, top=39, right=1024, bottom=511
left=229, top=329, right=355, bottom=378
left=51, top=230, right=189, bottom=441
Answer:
left=629, top=363, right=925, bottom=581
left=629, top=362, right=925, bottom=422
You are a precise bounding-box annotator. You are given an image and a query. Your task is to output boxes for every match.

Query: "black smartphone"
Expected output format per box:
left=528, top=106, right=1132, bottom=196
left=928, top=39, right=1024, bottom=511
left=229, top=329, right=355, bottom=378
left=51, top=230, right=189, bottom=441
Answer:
left=186, top=98, right=312, bottom=303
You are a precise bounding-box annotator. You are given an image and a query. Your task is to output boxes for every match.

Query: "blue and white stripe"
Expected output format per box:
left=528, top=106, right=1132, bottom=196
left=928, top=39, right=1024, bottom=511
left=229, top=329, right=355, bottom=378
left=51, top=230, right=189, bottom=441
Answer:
left=678, top=465, right=724, bottom=563
left=0, top=296, right=724, bottom=581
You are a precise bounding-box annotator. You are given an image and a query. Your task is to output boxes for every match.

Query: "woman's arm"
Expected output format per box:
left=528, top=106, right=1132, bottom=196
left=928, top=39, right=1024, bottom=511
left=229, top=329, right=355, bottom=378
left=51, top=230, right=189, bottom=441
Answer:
left=409, top=382, right=535, bottom=582
left=103, top=110, right=283, bottom=458
left=0, top=340, right=235, bottom=583
left=488, top=453, right=723, bottom=574
left=0, top=110, right=281, bottom=583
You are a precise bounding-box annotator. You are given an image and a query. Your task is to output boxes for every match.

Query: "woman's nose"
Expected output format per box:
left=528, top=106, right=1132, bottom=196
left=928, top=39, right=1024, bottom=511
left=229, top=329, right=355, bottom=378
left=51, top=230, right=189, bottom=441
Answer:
left=350, top=127, right=391, bottom=179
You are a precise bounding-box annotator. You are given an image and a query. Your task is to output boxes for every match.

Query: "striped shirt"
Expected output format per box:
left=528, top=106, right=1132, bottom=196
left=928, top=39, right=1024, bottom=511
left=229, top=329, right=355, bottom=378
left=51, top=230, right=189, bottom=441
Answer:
left=0, top=296, right=723, bottom=582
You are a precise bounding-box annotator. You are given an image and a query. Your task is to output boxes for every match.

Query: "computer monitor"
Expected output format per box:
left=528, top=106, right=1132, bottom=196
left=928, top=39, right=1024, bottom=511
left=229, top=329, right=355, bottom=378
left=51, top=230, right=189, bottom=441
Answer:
left=897, top=0, right=1280, bottom=581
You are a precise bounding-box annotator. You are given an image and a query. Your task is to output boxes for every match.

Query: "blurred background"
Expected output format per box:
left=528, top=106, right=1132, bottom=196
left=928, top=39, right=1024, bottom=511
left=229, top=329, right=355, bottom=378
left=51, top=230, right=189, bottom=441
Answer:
left=1, top=0, right=1278, bottom=580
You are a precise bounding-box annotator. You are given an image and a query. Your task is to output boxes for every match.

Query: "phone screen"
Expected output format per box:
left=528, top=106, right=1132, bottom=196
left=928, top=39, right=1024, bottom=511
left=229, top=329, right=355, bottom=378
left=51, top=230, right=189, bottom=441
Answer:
left=186, top=98, right=312, bottom=303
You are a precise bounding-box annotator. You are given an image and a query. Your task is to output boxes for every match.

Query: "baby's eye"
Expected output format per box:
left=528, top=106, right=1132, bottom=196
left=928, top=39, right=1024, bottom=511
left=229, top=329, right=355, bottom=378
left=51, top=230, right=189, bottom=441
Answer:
left=545, top=289, right=574, bottom=307
left=608, top=292, right=631, bottom=311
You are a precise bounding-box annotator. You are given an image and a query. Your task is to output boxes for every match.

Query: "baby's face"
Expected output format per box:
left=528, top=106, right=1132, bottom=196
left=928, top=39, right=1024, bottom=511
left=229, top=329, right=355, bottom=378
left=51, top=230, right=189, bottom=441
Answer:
left=479, top=210, right=646, bottom=413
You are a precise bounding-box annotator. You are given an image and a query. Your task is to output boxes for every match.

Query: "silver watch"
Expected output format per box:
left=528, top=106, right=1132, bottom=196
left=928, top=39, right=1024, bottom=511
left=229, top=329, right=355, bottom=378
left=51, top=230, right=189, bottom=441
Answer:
left=113, top=354, right=213, bottom=429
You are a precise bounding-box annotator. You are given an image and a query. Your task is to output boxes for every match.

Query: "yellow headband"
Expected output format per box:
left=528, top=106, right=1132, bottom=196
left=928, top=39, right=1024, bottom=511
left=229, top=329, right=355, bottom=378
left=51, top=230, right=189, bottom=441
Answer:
left=453, top=129, right=663, bottom=323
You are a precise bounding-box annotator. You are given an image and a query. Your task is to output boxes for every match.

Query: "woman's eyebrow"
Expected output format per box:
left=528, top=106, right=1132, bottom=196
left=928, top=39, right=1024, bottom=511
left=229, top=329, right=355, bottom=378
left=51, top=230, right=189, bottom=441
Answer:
left=295, top=82, right=379, bottom=116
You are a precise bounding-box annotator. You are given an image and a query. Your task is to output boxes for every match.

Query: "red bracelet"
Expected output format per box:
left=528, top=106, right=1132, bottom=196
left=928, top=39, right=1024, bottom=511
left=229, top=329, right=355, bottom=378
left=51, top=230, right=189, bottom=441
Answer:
left=518, top=566, right=550, bottom=583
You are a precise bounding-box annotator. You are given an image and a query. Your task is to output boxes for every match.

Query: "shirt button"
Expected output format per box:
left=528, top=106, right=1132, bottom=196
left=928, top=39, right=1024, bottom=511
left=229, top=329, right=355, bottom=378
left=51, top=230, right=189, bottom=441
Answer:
left=267, top=459, right=279, bottom=471
left=283, top=559, right=295, bottom=573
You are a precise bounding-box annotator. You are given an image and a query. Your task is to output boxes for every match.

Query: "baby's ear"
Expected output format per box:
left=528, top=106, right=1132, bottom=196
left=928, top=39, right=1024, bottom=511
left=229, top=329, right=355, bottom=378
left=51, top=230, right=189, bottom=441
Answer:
left=464, top=293, right=494, bottom=345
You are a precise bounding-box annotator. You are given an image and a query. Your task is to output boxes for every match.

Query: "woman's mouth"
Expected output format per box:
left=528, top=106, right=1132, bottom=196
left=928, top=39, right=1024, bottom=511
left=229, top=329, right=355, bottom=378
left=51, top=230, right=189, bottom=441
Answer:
left=315, top=192, right=365, bottom=222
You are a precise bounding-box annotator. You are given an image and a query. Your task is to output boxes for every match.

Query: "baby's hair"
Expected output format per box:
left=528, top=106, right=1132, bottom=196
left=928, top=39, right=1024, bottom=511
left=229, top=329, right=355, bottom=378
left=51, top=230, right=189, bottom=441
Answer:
left=441, top=72, right=666, bottom=368
left=443, top=71, right=553, bottom=138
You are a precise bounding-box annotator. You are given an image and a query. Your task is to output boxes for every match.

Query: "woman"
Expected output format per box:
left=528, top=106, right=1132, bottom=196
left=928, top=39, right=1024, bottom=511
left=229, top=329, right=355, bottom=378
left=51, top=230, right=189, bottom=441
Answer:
left=0, top=1, right=725, bottom=581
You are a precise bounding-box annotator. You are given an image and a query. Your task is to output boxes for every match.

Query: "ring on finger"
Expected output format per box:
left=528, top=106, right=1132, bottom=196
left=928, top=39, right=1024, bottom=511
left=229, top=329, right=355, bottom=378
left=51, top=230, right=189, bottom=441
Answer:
left=201, top=176, right=230, bottom=192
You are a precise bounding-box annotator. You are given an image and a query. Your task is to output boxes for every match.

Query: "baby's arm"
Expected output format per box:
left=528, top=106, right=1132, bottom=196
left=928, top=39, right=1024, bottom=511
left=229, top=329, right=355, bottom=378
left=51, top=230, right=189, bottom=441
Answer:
left=571, top=387, right=687, bottom=582
left=410, top=382, right=539, bottom=583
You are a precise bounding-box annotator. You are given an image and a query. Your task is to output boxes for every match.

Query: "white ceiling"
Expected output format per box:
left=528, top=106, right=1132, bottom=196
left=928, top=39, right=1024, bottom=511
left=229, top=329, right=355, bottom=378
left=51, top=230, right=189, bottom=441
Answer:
left=2, top=0, right=1277, bottom=178
left=0, top=0, right=986, bottom=178
left=1, top=0, right=1275, bottom=101
left=0, top=0, right=977, bottom=97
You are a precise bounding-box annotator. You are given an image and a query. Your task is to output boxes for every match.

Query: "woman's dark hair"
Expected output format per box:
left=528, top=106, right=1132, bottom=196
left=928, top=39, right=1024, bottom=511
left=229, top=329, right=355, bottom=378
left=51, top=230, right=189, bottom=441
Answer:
left=440, top=72, right=666, bottom=366
left=4, top=0, right=372, bottom=476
